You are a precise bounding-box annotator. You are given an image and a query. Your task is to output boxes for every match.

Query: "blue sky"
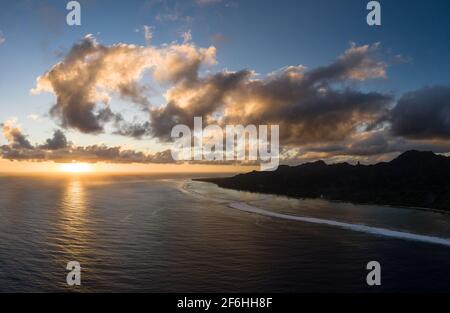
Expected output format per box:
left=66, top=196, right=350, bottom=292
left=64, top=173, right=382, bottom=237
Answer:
left=0, top=0, right=449, bottom=162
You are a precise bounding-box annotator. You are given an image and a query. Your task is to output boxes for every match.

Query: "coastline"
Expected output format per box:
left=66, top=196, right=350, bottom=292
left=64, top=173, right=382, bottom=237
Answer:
left=195, top=178, right=450, bottom=216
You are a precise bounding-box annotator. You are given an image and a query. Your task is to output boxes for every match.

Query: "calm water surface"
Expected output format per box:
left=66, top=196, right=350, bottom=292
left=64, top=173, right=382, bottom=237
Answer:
left=0, top=174, right=449, bottom=292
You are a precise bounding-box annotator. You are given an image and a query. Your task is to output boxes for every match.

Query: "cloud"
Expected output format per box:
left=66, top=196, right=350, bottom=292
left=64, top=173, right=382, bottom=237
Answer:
left=0, top=126, right=174, bottom=164
left=149, top=42, right=390, bottom=144
left=0, top=121, right=258, bottom=166
left=149, top=69, right=252, bottom=140
left=0, top=144, right=175, bottom=164
left=279, top=130, right=450, bottom=165
left=39, top=129, right=68, bottom=150
left=293, top=42, right=386, bottom=84
left=113, top=119, right=152, bottom=138
left=390, top=85, right=450, bottom=140
left=1, top=121, right=33, bottom=149
left=34, top=35, right=386, bottom=145
left=32, top=34, right=216, bottom=136
left=30, top=33, right=450, bottom=165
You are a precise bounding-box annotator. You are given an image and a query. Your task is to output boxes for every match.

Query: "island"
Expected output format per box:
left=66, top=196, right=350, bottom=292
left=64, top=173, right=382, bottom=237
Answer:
left=196, top=151, right=450, bottom=211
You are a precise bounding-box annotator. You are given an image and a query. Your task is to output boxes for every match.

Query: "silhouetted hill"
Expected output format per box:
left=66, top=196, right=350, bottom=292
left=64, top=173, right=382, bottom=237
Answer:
left=197, top=151, right=450, bottom=211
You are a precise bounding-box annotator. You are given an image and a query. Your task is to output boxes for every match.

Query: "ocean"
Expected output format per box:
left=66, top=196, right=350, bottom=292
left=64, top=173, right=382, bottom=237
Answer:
left=1, top=174, right=450, bottom=292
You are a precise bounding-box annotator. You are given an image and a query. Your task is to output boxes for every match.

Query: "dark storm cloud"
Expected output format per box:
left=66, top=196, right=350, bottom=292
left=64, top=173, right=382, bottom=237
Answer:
left=390, top=85, right=450, bottom=140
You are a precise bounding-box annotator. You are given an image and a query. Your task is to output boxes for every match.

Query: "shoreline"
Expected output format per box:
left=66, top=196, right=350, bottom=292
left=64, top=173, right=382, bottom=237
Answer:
left=194, top=178, right=450, bottom=216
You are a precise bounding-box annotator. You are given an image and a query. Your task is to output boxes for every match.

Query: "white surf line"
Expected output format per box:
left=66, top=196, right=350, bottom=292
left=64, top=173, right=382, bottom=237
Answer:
left=178, top=181, right=231, bottom=204
left=229, top=202, right=450, bottom=247
left=178, top=181, right=212, bottom=200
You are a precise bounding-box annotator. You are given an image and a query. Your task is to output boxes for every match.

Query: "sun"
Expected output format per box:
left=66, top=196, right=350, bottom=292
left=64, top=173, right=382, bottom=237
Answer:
left=59, top=163, right=93, bottom=173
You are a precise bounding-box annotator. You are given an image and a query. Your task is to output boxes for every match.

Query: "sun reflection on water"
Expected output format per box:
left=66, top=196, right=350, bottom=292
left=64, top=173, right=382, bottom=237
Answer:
left=57, top=178, right=92, bottom=282
left=62, top=179, right=87, bottom=226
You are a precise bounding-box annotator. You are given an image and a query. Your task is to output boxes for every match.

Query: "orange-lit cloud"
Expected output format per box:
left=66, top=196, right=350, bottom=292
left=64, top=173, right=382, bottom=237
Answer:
left=32, top=34, right=216, bottom=136
left=16, top=33, right=450, bottom=167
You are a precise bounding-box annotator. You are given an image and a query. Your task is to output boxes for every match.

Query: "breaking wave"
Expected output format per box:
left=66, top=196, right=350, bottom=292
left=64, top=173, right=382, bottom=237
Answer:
left=181, top=181, right=450, bottom=247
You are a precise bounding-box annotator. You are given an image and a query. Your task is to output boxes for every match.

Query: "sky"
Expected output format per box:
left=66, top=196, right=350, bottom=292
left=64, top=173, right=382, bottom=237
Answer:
left=0, top=0, right=449, bottom=172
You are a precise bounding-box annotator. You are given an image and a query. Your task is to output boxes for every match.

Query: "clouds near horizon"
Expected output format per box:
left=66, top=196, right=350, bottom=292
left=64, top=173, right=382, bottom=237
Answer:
left=0, top=123, right=174, bottom=164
